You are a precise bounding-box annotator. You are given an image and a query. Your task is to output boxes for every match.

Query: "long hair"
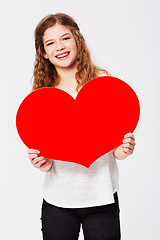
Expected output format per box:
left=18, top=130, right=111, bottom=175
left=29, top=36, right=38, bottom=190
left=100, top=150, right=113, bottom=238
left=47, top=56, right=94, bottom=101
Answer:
left=32, top=13, right=111, bottom=92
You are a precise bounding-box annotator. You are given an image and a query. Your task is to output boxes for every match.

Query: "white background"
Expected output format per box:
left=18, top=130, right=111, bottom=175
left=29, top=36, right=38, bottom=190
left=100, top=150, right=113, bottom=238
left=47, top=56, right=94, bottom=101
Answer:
left=0, top=0, right=160, bottom=239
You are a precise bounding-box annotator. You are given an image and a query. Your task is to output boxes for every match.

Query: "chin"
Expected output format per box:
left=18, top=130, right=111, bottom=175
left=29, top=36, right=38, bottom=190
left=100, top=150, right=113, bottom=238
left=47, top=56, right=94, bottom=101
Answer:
left=58, top=62, right=76, bottom=69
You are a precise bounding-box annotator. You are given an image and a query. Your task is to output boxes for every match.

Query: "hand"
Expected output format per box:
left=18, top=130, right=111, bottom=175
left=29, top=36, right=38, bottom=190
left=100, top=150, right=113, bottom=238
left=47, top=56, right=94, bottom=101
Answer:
left=122, top=132, right=136, bottom=155
left=27, top=149, right=52, bottom=172
left=113, top=132, right=136, bottom=160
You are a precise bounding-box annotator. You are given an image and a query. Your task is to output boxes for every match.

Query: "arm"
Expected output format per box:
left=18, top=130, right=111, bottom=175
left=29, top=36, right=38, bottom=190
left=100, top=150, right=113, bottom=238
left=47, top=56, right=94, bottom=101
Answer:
left=27, top=149, right=53, bottom=172
left=113, top=132, right=136, bottom=160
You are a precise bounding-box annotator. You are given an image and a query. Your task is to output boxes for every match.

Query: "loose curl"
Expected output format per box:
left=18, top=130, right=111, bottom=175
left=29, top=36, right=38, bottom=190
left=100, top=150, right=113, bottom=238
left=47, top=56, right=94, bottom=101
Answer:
left=31, top=13, right=111, bottom=92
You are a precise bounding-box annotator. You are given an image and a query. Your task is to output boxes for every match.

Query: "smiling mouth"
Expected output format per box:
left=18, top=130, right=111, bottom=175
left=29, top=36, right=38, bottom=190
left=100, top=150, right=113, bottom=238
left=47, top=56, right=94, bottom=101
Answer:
left=56, top=52, right=70, bottom=59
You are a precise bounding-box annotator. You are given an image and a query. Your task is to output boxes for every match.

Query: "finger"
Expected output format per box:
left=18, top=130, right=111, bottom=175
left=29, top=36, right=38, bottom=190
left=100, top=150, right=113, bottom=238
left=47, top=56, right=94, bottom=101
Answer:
left=122, top=143, right=135, bottom=150
left=34, top=160, right=47, bottom=168
left=124, top=132, right=135, bottom=140
left=27, top=149, right=40, bottom=154
left=122, top=147, right=133, bottom=155
left=28, top=153, right=39, bottom=161
left=122, top=138, right=136, bottom=146
left=32, top=157, right=46, bottom=165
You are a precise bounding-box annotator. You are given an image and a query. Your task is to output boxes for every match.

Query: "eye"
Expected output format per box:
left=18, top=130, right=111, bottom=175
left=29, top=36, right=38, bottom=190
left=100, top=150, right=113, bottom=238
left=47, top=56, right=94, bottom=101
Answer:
left=63, top=37, right=71, bottom=41
left=46, top=42, right=55, bottom=46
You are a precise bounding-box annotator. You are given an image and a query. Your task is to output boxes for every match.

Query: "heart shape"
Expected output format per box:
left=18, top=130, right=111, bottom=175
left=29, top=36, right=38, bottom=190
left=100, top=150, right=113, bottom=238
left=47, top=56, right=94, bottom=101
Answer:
left=16, top=76, right=140, bottom=168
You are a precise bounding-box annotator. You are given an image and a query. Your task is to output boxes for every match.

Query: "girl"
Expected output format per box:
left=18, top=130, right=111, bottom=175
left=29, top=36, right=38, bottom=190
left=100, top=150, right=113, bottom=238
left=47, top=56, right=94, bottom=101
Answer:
left=28, top=13, right=136, bottom=240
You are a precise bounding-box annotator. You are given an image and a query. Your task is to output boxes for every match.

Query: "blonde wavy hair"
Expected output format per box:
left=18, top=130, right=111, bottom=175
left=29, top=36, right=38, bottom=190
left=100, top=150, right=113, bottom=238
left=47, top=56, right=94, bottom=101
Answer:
left=32, top=13, right=111, bottom=92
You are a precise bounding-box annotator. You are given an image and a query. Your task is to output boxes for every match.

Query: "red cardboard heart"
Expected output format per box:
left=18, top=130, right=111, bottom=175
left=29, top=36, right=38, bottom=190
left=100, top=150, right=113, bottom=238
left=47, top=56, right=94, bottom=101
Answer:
left=16, top=76, right=140, bottom=167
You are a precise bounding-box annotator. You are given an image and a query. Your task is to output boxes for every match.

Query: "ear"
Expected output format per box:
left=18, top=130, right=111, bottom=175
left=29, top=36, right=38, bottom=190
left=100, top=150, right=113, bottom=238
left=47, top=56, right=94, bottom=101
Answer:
left=43, top=52, right=49, bottom=59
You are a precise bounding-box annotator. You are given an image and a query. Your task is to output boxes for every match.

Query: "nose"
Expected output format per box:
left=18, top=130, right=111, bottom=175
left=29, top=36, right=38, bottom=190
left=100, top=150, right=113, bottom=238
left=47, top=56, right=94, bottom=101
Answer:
left=56, top=41, right=65, bottom=51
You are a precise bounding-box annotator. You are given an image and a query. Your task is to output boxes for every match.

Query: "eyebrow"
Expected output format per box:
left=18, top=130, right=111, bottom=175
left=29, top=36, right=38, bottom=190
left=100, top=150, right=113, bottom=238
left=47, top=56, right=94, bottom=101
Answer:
left=44, top=33, right=71, bottom=44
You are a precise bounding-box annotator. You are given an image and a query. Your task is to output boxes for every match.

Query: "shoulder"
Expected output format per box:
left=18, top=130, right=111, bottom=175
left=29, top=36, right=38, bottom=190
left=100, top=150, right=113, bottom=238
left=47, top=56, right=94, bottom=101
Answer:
left=98, top=70, right=112, bottom=77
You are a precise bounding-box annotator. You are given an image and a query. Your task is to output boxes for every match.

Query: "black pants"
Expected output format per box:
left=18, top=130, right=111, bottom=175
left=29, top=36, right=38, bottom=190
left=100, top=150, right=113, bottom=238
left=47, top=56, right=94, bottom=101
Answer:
left=41, top=192, right=121, bottom=240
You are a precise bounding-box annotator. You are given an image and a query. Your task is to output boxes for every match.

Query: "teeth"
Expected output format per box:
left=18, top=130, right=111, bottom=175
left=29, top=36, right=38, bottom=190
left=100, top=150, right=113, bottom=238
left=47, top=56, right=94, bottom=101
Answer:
left=56, top=52, right=69, bottom=58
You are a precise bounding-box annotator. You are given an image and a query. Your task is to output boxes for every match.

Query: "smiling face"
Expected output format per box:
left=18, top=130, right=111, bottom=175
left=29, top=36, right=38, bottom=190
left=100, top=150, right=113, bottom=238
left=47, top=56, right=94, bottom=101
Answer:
left=43, top=23, right=78, bottom=72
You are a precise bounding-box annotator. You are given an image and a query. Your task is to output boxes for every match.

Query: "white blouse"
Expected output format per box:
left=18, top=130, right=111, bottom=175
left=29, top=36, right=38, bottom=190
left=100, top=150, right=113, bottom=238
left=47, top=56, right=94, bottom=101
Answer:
left=42, top=92, right=119, bottom=208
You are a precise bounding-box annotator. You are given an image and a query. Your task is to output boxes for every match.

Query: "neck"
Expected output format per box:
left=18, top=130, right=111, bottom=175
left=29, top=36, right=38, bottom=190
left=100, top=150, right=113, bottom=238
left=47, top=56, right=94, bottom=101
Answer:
left=56, top=65, right=77, bottom=87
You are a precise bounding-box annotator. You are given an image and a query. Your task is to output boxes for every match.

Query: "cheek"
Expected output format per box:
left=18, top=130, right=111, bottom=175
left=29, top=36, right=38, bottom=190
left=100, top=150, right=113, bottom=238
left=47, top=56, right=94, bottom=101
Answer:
left=68, top=40, right=78, bottom=51
left=43, top=47, right=49, bottom=58
left=72, top=44, right=78, bottom=56
left=44, top=45, right=55, bottom=56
